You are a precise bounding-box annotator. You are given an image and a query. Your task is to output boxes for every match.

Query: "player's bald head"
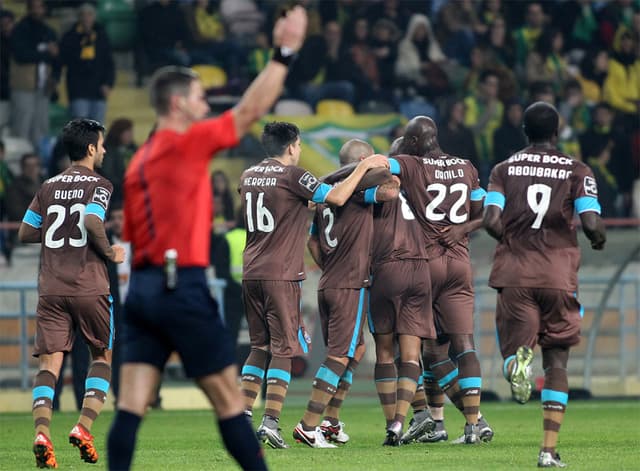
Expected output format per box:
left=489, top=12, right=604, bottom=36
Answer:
left=403, top=116, right=439, bottom=156
left=388, top=137, right=404, bottom=157
left=339, top=139, right=374, bottom=165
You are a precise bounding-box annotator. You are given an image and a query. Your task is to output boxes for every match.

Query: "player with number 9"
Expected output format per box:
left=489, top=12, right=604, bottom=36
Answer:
left=19, top=118, right=125, bottom=468
left=483, top=101, right=606, bottom=468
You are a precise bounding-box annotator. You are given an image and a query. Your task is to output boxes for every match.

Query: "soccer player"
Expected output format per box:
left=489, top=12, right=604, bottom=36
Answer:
left=483, top=102, right=605, bottom=467
left=387, top=116, right=492, bottom=444
left=107, top=7, right=308, bottom=471
left=368, top=136, right=437, bottom=446
left=19, top=118, right=125, bottom=468
left=293, top=139, right=398, bottom=448
left=239, top=125, right=389, bottom=449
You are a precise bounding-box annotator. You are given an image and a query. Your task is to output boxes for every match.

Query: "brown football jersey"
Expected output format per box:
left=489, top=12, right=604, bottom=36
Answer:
left=312, top=189, right=376, bottom=289
left=486, top=145, right=602, bottom=291
left=23, top=166, right=113, bottom=296
left=240, top=158, right=333, bottom=281
left=371, top=193, right=428, bottom=267
left=390, top=153, right=486, bottom=260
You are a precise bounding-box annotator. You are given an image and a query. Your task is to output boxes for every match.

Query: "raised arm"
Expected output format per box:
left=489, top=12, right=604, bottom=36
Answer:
left=232, top=7, right=307, bottom=138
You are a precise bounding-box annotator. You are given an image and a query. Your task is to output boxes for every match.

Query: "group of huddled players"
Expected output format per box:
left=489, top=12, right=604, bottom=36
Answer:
left=238, top=102, right=605, bottom=469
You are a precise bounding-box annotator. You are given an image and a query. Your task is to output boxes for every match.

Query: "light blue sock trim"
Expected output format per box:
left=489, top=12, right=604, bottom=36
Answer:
left=33, top=385, right=54, bottom=401
left=437, top=368, right=459, bottom=389
left=398, top=376, right=419, bottom=384
left=422, top=370, right=435, bottom=380
left=241, top=365, right=265, bottom=379
left=458, top=376, right=482, bottom=389
left=430, top=359, right=452, bottom=368
left=316, top=365, right=341, bottom=388
left=86, top=377, right=110, bottom=393
left=503, top=355, right=516, bottom=380
left=541, top=389, right=568, bottom=406
left=267, top=368, right=291, bottom=384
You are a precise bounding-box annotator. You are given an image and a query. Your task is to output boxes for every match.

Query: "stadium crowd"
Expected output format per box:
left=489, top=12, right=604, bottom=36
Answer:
left=0, top=0, right=638, bottom=262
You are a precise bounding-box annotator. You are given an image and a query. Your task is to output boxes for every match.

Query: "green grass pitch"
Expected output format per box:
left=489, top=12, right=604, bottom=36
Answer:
left=1, top=399, right=638, bottom=470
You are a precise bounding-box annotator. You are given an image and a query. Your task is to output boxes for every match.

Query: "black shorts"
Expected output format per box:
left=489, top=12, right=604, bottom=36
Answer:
left=122, top=267, right=235, bottom=378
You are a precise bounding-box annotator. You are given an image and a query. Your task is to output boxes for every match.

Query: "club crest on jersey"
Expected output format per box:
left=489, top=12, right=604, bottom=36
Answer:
left=298, top=172, right=320, bottom=192
left=584, top=176, right=598, bottom=197
left=92, top=186, right=111, bottom=209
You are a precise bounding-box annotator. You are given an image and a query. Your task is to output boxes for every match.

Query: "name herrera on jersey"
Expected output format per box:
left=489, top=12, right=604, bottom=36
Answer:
left=244, top=176, right=277, bottom=187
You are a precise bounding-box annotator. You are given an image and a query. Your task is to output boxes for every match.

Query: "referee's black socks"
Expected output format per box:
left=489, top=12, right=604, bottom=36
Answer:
left=107, top=410, right=141, bottom=471
left=219, top=413, right=268, bottom=471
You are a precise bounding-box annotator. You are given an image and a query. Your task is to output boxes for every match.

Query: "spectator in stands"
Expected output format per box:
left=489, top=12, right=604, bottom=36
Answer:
left=219, top=0, right=264, bottom=44
left=579, top=102, right=631, bottom=217
left=557, top=114, right=582, bottom=161
left=554, top=0, right=598, bottom=50
left=513, top=2, right=545, bottom=68
left=58, top=3, right=115, bottom=124
left=139, top=0, right=191, bottom=69
left=483, top=15, right=515, bottom=68
left=493, top=99, right=526, bottom=164
left=212, top=170, right=236, bottom=234
left=100, top=118, right=136, bottom=201
left=577, top=49, right=609, bottom=105
left=184, top=0, right=244, bottom=77
left=345, top=17, right=385, bottom=103
left=603, top=29, right=639, bottom=132
left=211, top=209, right=245, bottom=359
left=366, top=0, right=411, bottom=33
left=464, top=69, right=503, bottom=185
left=247, top=31, right=271, bottom=79
left=437, top=0, right=482, bottom=67
left=462, top=44, right=492, bottom=96
left=395, top=14, right=449, bottom=100
left=5, top=152, right=42, bottom=265
left=558, top=79, right=591, bottom=135
left=0, top=140, right=14, bottom=265
left=598, top=0, right=636, bottom=49
left=478, top=0, right=505, bottom=27
left=319, top=0, right=358, bottom=28
left=528, top=80, right=556, bottom=105
left=370, top=18, right=400, bottom=91
left=525, top=28, right=572, bottom=96
left=46, top=133, right=71, bottom=178
left=9, top=0, right=58, bottom=150
left=438, top=99, right=478, bottom=167
left=0, top=9, right=14, bottom=123
left=286, top=20, right=356, bottom=106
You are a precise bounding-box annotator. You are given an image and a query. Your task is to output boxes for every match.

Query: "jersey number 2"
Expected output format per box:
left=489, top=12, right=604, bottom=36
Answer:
left=44, top=204, right=87, bottom=249
left=322, top=207, right=338, bottom=248
left=245, top=192, right=274, bottom=233
left=426, top=183, right=468, bottom=223
left=527, top=184, right=551, bottom=229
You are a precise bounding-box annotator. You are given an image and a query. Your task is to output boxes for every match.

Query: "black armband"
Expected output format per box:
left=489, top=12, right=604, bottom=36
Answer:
left=272, top=46, right=296, bottom=66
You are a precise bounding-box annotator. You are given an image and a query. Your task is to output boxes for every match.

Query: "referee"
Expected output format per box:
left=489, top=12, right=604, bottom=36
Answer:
left=107, top=7, right=308, bottom=471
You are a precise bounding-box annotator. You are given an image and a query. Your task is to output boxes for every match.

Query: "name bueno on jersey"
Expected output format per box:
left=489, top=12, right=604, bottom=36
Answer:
left=38, top=167, right=112, bottom=296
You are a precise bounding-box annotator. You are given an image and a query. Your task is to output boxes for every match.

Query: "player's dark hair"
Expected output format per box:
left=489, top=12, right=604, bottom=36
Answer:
left=20, top=152, right=39, bottom=168
left=61, top=118, right=105, bottom=161
left=523, top=101, right=559, bottom=143
left=150, top=66, right=198, bottom=115
left=261, top=121, right=300, bottom=157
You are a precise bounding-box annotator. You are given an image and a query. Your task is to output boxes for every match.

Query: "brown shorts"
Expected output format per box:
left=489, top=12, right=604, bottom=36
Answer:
left=318, top=288, right=367, bottom=358
left=496, top=287, right=582, bottom=357
left=33, top=295, right=113, bottom=356
left=429, top=255, right=474, bottom=336
left=242, top=280, right=310, bottom=358
left=369, top=260, right=435, bottom=339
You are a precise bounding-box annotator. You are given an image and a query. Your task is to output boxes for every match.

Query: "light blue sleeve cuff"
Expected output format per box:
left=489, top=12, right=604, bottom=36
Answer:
left=22, top=209, right=42, bottom=228
left=470, top=187, right=487, bottom=201
left=574, top=196, right=601, bottom=214
left=484, top=191, right=505, bottom=210
left=85, top=202, right=106, bottom=220
left=309, top=221, right=318, bottom=235
left=364, top=187, right=378, bottom=204
left=312, top=182, right=333, bottom=203
left=389, top=158, right=401, bottom=175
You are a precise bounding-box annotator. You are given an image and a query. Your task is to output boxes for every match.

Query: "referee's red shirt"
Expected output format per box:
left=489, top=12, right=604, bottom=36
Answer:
left=123, top=110, right=239, bottom=268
